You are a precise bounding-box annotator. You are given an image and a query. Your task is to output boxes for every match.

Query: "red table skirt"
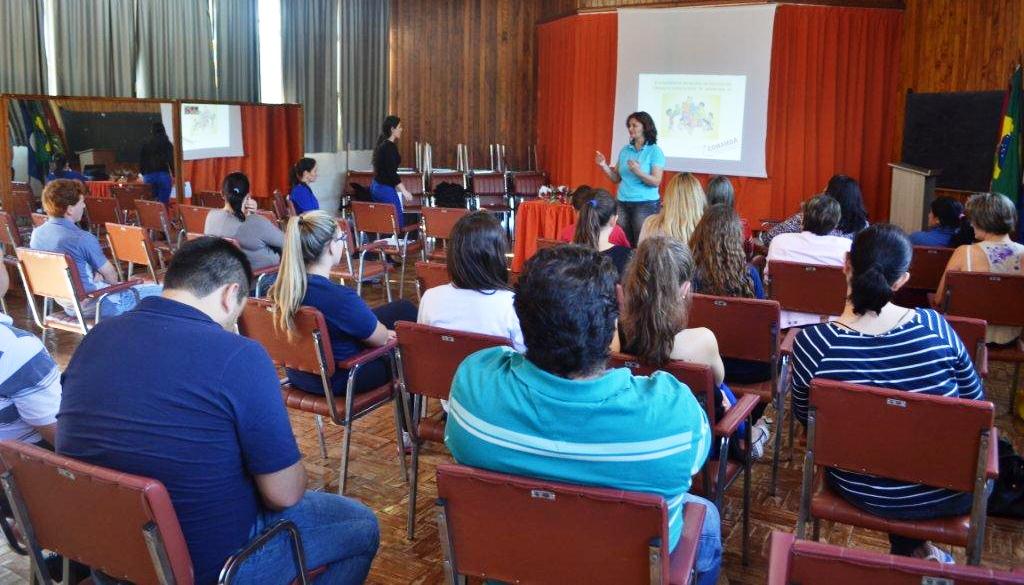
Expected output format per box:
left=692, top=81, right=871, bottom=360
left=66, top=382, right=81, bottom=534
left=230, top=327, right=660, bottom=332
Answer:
left=511, top=200, right=576, bottom=272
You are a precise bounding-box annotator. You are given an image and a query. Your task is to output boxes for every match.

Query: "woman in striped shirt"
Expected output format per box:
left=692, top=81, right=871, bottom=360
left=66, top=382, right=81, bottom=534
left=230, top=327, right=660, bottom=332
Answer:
left=791, top=224, right=983, bottom=563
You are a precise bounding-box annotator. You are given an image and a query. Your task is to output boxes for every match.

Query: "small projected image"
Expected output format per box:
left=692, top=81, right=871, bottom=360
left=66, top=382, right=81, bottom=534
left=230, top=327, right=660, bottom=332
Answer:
left=662, top=95, right=719, bottom=140
left=638, top=74, right=746, bottom=161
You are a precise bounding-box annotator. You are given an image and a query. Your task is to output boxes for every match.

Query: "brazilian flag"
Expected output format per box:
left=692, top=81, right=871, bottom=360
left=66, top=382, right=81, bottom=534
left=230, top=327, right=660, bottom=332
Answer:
left=993, top=65, right=1022, bottom=205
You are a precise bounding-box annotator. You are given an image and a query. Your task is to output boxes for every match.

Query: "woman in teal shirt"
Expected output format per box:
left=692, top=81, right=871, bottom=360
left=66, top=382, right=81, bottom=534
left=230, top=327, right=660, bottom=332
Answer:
left=595, top=111, right=665, bottom=246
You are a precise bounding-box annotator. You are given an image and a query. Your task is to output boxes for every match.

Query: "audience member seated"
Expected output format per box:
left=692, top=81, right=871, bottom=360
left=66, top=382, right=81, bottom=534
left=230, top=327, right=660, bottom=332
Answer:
left=759, top=174, right=868, bottom=247
left=445, top=245, right=721, bottom=585
left=558, top=185, right=630, bottom=248
left=937, top=192, right=1024, bottom=344
left=572, top=190, right=632, bottom=280
left=0, top=265, right=60, bottom=447
left=705, top=175, right=751, bottom=241
left=619, top=236, right=754, bottom=459
left=418, top=211, right=524, bottom=351
left=691, top=204, right=765, bottom=299
left=205, top=172, right=284, bottom=270
left=638, top=172, right=706, bottom=245
left=45, top=154, right=86, bottom=183
left=30, top=179, right=162, bottom=318
left=791, top=224, right=983, bottom=563
left=57, top=238, right=379, bottom=585
left=289, top=157, right=320, bottom=214
left=766, top=194, right=851, bottom=328
left=909, top=197, right=964, bottom=248
left=268, top=211, right=417, bottom=395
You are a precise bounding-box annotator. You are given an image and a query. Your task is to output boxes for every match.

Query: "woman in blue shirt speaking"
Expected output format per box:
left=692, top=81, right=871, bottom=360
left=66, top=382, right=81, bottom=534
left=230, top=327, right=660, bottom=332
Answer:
left=595, top=111, right=666, bottom=246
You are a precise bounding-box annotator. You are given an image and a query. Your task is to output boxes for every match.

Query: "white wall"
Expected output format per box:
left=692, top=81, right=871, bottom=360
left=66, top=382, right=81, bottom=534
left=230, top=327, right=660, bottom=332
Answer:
left=304, top=150, right=373, bottom=214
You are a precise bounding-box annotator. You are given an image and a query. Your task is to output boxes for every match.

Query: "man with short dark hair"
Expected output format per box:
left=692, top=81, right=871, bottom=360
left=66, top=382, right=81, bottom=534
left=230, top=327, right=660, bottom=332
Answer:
left=445, top=245, right=720, bottom=585
left=58, top=237, right=379, bottom=585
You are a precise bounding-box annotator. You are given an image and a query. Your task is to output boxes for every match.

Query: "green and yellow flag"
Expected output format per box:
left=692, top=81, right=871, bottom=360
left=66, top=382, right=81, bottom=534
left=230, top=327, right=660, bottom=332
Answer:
left=993, top=65, right=1022, bottom=204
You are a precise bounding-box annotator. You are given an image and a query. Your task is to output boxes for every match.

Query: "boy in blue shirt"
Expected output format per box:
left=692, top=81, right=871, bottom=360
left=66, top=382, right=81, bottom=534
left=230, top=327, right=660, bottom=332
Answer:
left=446, top=245, right=721, bottom=585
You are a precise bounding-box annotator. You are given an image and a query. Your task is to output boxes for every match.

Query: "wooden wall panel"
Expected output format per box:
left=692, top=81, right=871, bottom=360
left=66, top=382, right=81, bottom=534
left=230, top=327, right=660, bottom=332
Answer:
left=894, top=0, right=1024, bottom=162
left=389, top=0, right=540, bottom=171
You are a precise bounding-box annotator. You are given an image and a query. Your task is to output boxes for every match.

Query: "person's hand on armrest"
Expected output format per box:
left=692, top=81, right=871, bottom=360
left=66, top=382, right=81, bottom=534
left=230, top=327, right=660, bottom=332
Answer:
left=97, top=261, right=121, bottom=286
left=254, top=461, right=307, bottom=511
left=363, top=321, right=394, bottom=347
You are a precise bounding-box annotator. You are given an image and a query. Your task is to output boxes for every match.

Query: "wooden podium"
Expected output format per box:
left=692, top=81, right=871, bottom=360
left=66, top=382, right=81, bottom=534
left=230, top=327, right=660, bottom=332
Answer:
left=888, top=163, right=939, bottom=233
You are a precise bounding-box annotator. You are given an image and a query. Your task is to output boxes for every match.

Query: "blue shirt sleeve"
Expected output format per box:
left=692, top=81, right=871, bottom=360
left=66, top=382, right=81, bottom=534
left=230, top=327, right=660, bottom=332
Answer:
left=650, top=144, right=666, bottom=167
left=79, top=231, right=110, bottom=272
left=320, top=282, right=378, bottom=341
left=748, top=265, right=766, bottom=299
left=290, top=184, right=319, bottom=214
left=227, top=343, right=302, bottom=475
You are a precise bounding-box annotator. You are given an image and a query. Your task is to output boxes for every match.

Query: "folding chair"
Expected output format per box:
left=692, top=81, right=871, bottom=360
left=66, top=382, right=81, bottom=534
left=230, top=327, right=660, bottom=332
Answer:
left=8, top=186, right=35, bottom=228
left=135, top=199, right=178, bottom=260
left=768, top=260, right=847, bottom=318
left=946, top=315, right=989, bottom=379
left=414, top=261, right=450, bottom=299
left=15, top=248, right=141, bottom=338
left=399, top=172, right=427, bottom=214
left=896, top=246, right=956, bottom=308
left=350, top=201, right=424, bottom=299
left=0, top=440, right=319, bottom=585
left=796, top=378, right=998, bottom=565
left=329, top=218, right=391, bottom=301
left=688, top=294, right=789, bottom=496
left=272, top=190, right=291, bottom=225
left=394, top=322, right=513, bottom=539
left=237, top=298, right=408, bottom=495
left=509, top=170, right=546, bottom=206
left=436, top=463, right=708, bottom=585
left=609, top=352, right=757, bottom=564
left=768, top=531, right=1024, bottom=585
left=195, top=190, right=226, bottom=209
left=84, top=196, right=124, bottom=237
left=341, top=171, right=375, bottom=217
left=428, top=171, right=467, bottom=194
left=938, top=271, right=1024, bottom=413
left=178, top=205, right=213, bottom=247
left=470, top=172, right=512, bottom=234
left=421, top=206, right=468, bottom=261
left=106, top=223, right=164, bottom=283
left=109, top=183, right=153, bottom=223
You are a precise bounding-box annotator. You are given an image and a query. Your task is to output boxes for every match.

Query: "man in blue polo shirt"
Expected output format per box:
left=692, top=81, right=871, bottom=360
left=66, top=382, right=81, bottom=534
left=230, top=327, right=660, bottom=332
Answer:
left=57, top=238, right=379, bottom=585
left=445, top=245, right=720, bottom=585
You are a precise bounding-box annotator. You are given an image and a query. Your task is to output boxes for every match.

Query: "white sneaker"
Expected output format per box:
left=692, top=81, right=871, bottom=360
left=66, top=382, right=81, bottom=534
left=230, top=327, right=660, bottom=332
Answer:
left=915, top=542, right=955, bottom=564
left=750, top=417, right=771, bottom=460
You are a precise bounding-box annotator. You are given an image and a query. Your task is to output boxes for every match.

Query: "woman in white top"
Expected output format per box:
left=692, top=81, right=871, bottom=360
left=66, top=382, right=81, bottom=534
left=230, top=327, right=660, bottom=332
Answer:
left=766, top=194, right=852, bottom=328
left=418, top=211, right=524, bottom=351
left=937, top=192, right=1024, bottom=343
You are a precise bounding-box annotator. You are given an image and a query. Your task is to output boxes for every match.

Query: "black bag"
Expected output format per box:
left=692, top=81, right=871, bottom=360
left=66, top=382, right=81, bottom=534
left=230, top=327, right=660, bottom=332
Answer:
left=433, top=182, right=468, bottom=209
left=350, top=183, right=373, bottom=202
left=988, top=436, right=1024, bottom=518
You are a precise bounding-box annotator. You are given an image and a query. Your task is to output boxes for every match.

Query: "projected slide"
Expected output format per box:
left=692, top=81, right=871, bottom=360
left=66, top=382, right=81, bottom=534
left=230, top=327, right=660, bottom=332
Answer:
left=638, top=74, right=746, bottom=161
left=177, top=104, right=244, bottom=161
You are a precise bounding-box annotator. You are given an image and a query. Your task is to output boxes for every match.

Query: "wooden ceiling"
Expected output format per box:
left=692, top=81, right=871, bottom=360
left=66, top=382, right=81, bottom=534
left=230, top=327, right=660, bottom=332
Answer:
left=541, top=0, right=904, bottom=21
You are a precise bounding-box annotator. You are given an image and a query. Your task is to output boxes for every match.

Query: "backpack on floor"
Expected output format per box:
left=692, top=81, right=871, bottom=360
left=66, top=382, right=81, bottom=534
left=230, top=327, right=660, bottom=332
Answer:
left=433, top=182, right=468, bottom=209
left=988, top=436, right=1024, bottom=518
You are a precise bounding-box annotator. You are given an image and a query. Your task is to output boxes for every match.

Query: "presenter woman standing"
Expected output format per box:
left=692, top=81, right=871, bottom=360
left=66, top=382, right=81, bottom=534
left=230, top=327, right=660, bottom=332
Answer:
left=371, top=115, right=415, bottom=228
left=596, top=111, right=665, bottom=246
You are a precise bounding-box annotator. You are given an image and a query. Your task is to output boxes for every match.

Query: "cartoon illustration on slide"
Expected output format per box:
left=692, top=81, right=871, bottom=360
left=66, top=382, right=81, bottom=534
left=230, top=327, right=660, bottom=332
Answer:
left=182, top=105, right=219, bottom=148
left=662, top=95, right=719, bottom=140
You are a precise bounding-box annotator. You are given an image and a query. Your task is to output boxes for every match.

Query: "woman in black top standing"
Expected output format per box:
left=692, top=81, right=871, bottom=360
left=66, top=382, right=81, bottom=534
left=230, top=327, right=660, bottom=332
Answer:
left=139, top=123, right=174, bottom=205
left=370, top=115, right=415, bottom=228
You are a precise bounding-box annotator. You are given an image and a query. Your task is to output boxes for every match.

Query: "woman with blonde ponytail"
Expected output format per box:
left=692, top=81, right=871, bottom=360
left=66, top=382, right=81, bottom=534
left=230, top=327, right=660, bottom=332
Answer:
left=268, top=211, right=417, bottom=394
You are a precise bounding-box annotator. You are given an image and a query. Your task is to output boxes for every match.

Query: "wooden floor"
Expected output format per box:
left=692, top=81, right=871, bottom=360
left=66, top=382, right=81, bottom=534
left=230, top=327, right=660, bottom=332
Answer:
left=0, top=275, right=1021, bottom=584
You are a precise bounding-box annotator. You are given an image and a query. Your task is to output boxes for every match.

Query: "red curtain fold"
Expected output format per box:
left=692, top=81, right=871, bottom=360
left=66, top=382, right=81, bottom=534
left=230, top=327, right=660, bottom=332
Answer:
left=181, top=104, right=303, bottom=198
left=536, top=5, right=903, bottom=223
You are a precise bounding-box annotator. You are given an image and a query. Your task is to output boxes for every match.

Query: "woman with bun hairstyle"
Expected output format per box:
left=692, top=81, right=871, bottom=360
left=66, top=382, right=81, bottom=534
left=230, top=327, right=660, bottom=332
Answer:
left=790, top=224, right=983, bottom=563
left=288, top=157, right=320, bottom=214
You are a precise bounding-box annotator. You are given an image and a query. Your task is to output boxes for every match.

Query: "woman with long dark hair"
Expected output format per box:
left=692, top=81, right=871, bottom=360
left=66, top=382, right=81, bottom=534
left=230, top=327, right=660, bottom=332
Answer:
left=140, top=123, right=174, bottom=204
left=595, top=111, right=665, bottom=246
left=572, top=190, right=632, bottom=280
left=288, top=157, right=320, bottom=214
left=759, top=174, right=869, bottom=247
left=371, top=115, right=416, bottom=228
left=205, top=172, right=285, bottom=270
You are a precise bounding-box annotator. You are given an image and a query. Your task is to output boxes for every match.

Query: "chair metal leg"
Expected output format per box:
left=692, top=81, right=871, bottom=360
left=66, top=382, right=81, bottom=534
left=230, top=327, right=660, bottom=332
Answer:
left=407, top=440, right=420, bottom=540
left=812, top=518, right=821, bottom=541
left=771, top=390, right=786, bottom=496
left=0, top=296, right=7, bottom=315
left=742, top=417, right=752, bottom=566
left=1010, top=363, right=1021, bottom=415
left=713, top=439, right=730, bottom=510
left=314, top=415, right=327, bottom=460
left=398, top=254, right=408, bottom=299
left=339, top=416, right=353, bottom=496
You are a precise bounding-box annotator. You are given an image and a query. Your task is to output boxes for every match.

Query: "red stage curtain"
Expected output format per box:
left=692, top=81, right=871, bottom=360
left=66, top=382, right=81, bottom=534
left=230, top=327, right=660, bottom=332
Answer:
left=182, top=104, right=303, bottom=199
left=536, top=5, right=903, bottom=223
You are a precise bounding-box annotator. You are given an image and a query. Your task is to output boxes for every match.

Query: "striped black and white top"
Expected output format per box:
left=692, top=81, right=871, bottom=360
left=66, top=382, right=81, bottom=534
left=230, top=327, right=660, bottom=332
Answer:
left=791, top=308, right=983, bottom=514
left=0, top=314, right=61, bottom=444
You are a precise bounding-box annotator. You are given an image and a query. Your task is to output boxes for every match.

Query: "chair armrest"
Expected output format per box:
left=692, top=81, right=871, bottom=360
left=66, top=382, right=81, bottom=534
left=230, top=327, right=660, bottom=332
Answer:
left=766, top=532, right=794, bottom=585
left=82, top=279, right=142, bottom=300
left=975, top=344, right=988, bottom=379
left=780, top=328, right=801, bottom=357
left=399, top=223, right=421, bottom=233
left=218, top=519, right=308, bottom=585
left=337, top=338, right=397, bottom=370
left=714, top=392, right=760, bottom=438
left=986, top=427, right=1000, bottom=480
left=252, top=265, right=279, bottom=277
left=668, top=502, right=707, bottom=585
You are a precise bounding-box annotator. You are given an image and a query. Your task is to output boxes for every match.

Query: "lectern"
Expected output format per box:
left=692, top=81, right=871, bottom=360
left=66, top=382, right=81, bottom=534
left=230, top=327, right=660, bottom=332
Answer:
left=888, top=163, right=939, bottom=233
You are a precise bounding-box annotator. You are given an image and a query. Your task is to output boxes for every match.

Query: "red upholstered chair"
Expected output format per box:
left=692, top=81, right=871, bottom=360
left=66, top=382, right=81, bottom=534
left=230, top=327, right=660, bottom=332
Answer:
left=237, top=298, right=407, bottom=495
left=509, top=170, right=546, bottom=204
left=797, top=378, right=998, bottom=565
left=194, top=190, right=226, bottom=209
left=938, top=270, right=1024, bottom=413
left=329, top=218, right=391, bottom=301
left=394, top=322, right=513, bottom=539
left=105, top=223, right=164, bottom=284
left=16, top=248, right=141, bottom=338
left=350, top=201, right=424, bottom=299
left=469, top=171, right=512, bottom=234
left=0, top=440, right=319, bottom=585
left=768, top=260, right=847, bottom=318
left=906, top=246, right=954, bottom=291
left=609, top=352, right=757, bottom=564
left=339, top=170, right=374, bottom=217
left=110, top=183, right=153, bottom=223
left=428, top=171, right=467, bottom=193
left=687, top=294, right=790, bottom=496
left=8, top=185, right=36, bottom=227
left=177, top=205, right=213, bottom=247
left=413, top=261, right=450, bottom=299
left=399, top=172, right=427, bottom=214
left=421, top=206, right=469, bottom=261
left=84, top=196, right=124, bottom=237
left=768, top=531, right=1024, bottom=585
left=272, top=190, right=291, bottom=225
left=435, top=463, right=708, bottom=585
left=946, top=315, right=989, bottom=379
left=134, top=199, right=178, bottom=259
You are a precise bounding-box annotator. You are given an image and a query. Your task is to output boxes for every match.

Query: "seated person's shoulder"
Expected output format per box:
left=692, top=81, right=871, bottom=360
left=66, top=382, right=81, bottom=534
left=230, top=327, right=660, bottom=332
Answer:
left=622, top=365, right=704, bottom=417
